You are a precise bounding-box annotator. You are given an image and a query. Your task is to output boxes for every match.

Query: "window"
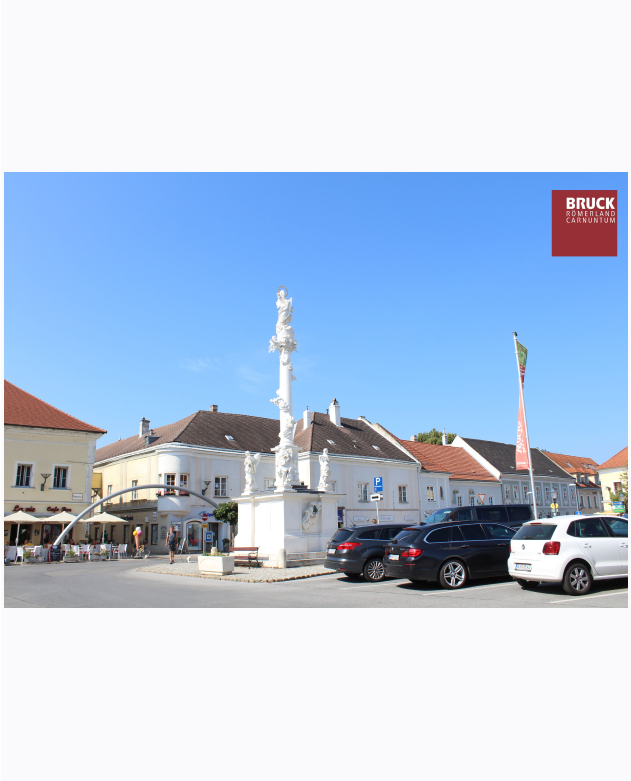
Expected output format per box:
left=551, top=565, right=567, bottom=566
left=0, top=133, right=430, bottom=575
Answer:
left=425, top=527, right=451, bottom=543
left=225, top=435, right=235, bottom=441
left=439, top=486, right=444, bottom=499
left=453, top=509, right=473, bottom=523
left=513, top=524, right=557, bottom=541
left=215, top=477, right=227, bottom=497
left=179, top=474, right=189, bottom=488
left=459, top=524, right=486, bottom=541
left=488, top=495, right=494, bottom=505
left=580, top=495, right=584, bottom=508
left=131, top=480, right=138, bottom=500
left=165, top=474, right=176, bottom=487
left=327, top=439, right=336, bottom=445
left=523, top=485, right=529, bottom=501
left=393, top=529, right=423, bottom=545
left=372, top=445, right=381, bottom=451
left=567, top=519, right=609, bottom=538
left=330, top=481, right=337, bottom=492
left=426, top=486, right=435, bottom=502
left=150, top=524, right=158, bottom=545
left=477, top=508, right=502, bottom=522
left=123, top=525, right=129, bottom=543
left=331, top=529, right=354, bottom=542
left=484, top=523, right=516, bottom=540
left=594, top=494, right=599, bottom=507
left=544, top=486, right=550, bottom=502
left=264, top=478, right=275, bottom=491
left=613, top=481, right=622, bottom=493
left=398, top=485, right=408, bottom=503
left=457, top=496, right=463, bottom=506
left=107, top=485, right=113, bottom=496
left=513, top=485, right=519, bottom=500
left=382, top=526, right=405, bottom=540
left=53, top=467, right=68, bottom=489
left=536, top=486, right=542, bottom=502
left=507, top=506, right=531, bottom=523
left=587, top=496, right=592, bottom=508
left=570, top=487, right=576, bottom=503
left=562, top=486, right=568, bottom=504
left=469, top=495, right=475, bottom=506
left=357, top=529, right=380, bottom=540
left=604, top=517, right=628, bottom=537
left=504, top=485, right=511, bottom=500
left=358, top=483, right=369, bottom=502
left=15, top=464, right=32, bottom=487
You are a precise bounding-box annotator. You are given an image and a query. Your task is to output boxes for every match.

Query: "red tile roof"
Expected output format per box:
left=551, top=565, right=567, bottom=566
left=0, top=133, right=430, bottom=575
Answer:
left=599, top=446, right=628, bottom=470
left=4, top=381, right=107, bottom=434
left=396, top=438, right=499, bottom=482
left=544, top=451, right=599, bottom=476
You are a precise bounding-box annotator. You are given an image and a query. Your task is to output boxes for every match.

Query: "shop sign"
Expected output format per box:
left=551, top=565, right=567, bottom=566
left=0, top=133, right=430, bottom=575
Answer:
left=13, top=505, right=36, bottom=512
left=72, top=493, right=83, bottom=501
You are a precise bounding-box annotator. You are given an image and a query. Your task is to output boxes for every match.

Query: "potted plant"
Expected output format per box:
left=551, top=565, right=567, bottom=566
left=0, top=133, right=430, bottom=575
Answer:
left=197, top=551, right=235, bottom=575
left=64, top=549, right=78, bottom=563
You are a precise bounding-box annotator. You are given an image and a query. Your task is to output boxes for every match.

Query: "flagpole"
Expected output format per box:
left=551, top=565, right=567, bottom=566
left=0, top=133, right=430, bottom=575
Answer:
left=513, top=332, right=538, bottom=520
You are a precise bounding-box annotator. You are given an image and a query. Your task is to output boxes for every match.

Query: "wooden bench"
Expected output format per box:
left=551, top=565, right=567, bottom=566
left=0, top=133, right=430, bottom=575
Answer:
left=229, top=546, right=259, bottom=567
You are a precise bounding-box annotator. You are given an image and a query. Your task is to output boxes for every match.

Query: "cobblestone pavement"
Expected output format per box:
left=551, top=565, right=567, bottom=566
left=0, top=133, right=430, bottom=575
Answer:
left=135, top=561, right=333, bottom=582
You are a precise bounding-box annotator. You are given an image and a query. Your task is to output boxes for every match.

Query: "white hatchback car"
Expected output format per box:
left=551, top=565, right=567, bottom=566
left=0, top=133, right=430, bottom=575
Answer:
left=508, top=514, right=628, bottom=596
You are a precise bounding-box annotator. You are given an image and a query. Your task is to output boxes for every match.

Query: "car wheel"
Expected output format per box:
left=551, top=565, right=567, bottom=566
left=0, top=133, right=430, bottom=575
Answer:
left=439, top=560, right=467, bottom=589
left=563, top=561, right=592, bottom=596
left=515, top=578, right=538, bottom=589
left=363, top=558, right=386, bottom=582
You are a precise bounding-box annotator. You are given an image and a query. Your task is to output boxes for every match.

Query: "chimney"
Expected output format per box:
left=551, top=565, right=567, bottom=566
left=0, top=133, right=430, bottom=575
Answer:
left=358, top=416, right=369, bottom=422
left=303, top=406, right=312, bottom=427
left=210, top=405, right=218, bottom=412
left=139, top=417, right=150, bottom=438
left=329, top=398, right=341, bottom=427
left=442, top=427, right=448, bottom=446
left=410, top=434, right=417, bottom=442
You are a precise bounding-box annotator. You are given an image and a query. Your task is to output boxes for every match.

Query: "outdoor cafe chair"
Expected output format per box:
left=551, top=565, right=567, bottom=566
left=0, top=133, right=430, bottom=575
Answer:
left=15, top=547, right=24, bottom=564
left=116, top=544, right=127, bottom=560
left=5, top=546, right=17, bottom=564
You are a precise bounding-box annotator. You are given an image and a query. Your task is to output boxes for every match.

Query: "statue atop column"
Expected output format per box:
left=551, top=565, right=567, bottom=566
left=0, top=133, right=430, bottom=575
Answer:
left=269, top=287, right=299, bottom=490
left=317, top=448, right=333, bottom=492
left=243, top=451, right=261, bottom=495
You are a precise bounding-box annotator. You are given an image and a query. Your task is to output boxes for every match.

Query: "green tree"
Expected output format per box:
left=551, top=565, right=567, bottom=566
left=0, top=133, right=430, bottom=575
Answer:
left=609, top=463, right=628, bottom=513
left=213, top=501, right=239, bottom=547
left=416, top=428, right=456, bottom=445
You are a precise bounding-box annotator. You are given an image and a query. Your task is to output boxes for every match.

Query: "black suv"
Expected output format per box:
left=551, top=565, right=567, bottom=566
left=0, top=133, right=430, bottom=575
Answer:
left=423, top=504, right=532, bottom=528
left=324, top=524, right=410, bottom=581
left=384, top=520, right=517, bottom=589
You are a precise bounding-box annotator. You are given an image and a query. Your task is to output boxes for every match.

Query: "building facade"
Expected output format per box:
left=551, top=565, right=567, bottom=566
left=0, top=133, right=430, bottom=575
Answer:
left=543, top=451, right=603, bottom=514
left=598, top=446, right=628, bottom=513
left=453, top=436, right=577, bottom=518
left=4, top=381, right=106, bottom=546
left=92, top=402, right=420, bottom=552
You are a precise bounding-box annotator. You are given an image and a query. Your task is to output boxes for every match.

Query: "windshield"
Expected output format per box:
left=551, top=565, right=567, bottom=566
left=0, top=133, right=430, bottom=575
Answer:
left=513, top=524, right=557, bottom=541
left=423, top=509, right=453, bottom=524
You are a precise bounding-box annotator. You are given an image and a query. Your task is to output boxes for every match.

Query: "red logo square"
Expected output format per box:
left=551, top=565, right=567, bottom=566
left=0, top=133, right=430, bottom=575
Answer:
left=552, top=190, right=617, bottom=256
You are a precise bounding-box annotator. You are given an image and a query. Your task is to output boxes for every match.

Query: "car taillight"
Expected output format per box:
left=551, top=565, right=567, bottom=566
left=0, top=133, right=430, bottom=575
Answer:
left=336, top=542, right=362, bottom=551
left=542, top=541, right=561, bottom=555
left=401, top=548, right=423, bottom=558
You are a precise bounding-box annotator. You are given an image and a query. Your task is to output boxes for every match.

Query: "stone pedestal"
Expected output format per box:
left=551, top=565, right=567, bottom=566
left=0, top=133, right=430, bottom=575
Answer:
left=234, top=491, right=342, bottom=567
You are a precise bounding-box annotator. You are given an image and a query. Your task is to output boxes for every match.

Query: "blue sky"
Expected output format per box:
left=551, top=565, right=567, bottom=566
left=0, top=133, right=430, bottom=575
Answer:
left=4, top=173, right=627, bottom=464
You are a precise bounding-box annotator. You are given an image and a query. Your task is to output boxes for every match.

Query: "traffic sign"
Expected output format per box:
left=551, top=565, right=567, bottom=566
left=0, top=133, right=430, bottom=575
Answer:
left=374, top=477, right=383, bottom=493
left=370, top=493, right=384, bottom=502
left=612, top=502, right=625, bottom=513
left=477, top=494, right=486, bottom=505
left=550, top=502, right=559, bottom=510
left=202, top=523, right=209, bottom=529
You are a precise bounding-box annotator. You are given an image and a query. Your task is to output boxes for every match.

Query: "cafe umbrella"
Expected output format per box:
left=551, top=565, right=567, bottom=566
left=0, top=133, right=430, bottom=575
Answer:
left=90, top=511, right=132, bottom=543
left=4, top=510, right=39, bottom=547
left=45, top=510, right=77, bottom=542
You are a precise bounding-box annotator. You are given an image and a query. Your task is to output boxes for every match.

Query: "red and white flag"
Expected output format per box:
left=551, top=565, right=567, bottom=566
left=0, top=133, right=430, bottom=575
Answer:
left=516, top=398, right=530, bottom=470
left=515, top=339, right=531, bottom=470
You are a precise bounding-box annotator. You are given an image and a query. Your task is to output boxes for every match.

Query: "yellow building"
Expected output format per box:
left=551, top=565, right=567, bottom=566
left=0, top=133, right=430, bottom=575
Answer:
left=4, top=381, right=106, bottom=546
left=598, top=446, right=628, bottom=513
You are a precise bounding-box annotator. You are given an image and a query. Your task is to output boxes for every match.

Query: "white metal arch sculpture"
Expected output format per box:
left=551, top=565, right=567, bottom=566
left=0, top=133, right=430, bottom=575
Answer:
left=53, top=484, right=221, bottom=546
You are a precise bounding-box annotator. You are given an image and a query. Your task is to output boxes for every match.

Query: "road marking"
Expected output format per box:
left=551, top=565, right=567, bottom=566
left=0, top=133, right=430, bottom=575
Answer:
left=549, top=590, right=628, bottom=604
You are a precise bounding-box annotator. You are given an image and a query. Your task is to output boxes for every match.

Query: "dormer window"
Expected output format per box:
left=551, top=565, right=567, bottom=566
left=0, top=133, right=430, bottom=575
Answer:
left=327, top=439, right=336, bottom=445
left=225, top=435, right=235, bottom=441
left=372, top=445, right=381, bottom=450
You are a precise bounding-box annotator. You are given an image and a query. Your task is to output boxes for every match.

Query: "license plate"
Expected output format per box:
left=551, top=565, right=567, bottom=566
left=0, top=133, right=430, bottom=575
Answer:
left=515, top=563, right=532, bottom=571
left=389, top=554, right=400, bottom=561
left=327, top=548, right=336, bottom=555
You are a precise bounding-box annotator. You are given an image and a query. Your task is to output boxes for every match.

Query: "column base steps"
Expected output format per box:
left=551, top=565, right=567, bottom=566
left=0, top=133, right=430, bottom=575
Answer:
left=285, top=551, right=327, bottom=567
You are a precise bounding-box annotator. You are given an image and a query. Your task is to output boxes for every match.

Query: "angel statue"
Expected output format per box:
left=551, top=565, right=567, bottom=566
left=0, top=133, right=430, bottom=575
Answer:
left=317, top=448, right=333, bottom=492
left=275, top=288, right=293, bottom=334
left=243, top=451, right=261, bottom=495
left=302, top=501, right=322, bottom=531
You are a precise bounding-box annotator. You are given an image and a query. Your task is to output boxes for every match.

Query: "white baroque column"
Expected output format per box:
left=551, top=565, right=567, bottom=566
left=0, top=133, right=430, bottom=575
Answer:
left=269, top=287, right=300, bottom=491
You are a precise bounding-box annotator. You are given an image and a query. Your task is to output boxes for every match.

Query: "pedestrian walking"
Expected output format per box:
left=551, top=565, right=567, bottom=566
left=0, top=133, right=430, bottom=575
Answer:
left=166, top=525, right=177, bottom=564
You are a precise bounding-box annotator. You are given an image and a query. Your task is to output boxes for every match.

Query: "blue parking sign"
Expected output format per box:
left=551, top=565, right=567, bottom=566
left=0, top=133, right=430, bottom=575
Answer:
left=374, top=477, right=383, bottom=492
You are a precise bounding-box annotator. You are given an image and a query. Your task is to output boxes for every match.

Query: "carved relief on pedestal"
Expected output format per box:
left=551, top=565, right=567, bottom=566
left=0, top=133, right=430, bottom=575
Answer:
left=302, top=501, right=322, bottom=531
left=317, top=448, right=333, bottom=492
